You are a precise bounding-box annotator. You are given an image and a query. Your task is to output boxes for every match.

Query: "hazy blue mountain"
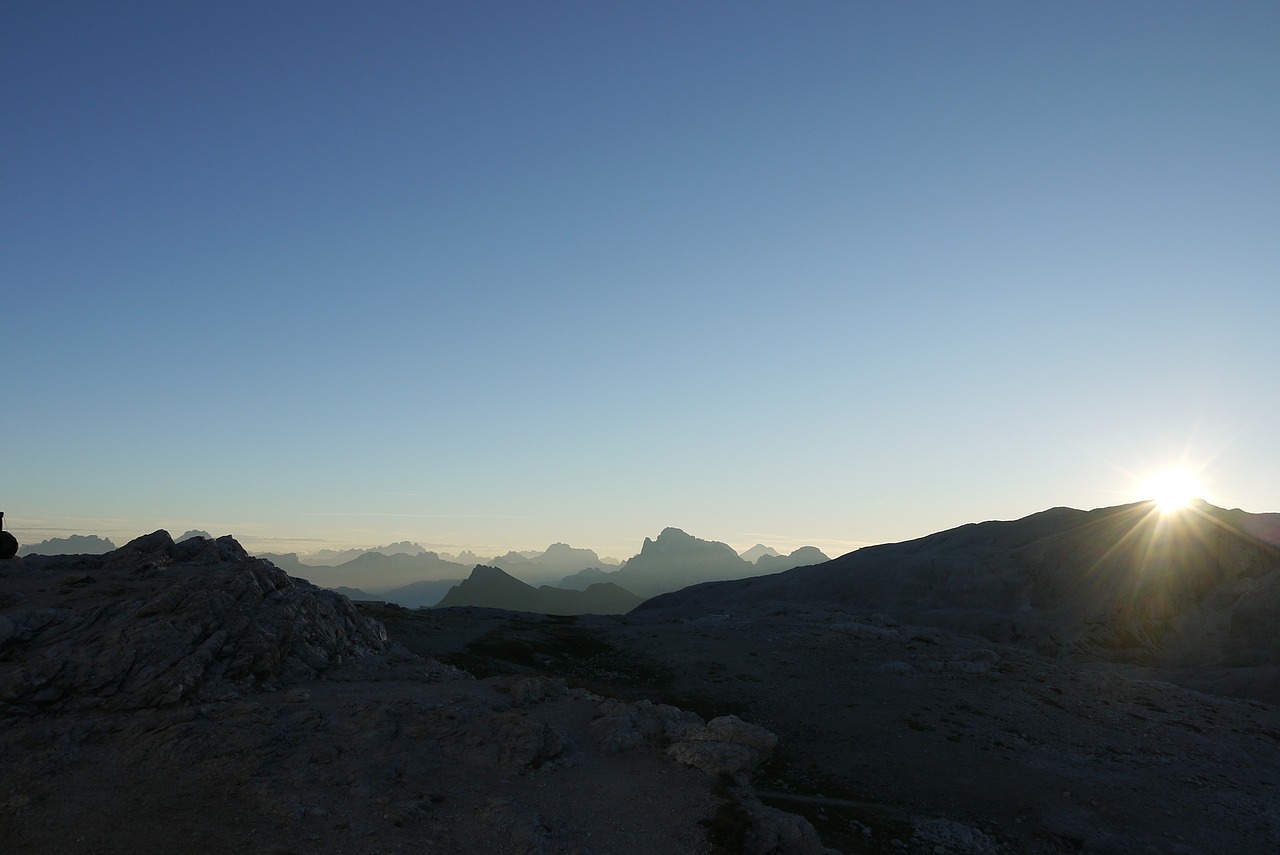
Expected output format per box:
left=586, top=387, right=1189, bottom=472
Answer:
left=753, top=545, right=830, bottom=574
left=176, top=530, right=214, bottom=542
left=609, top=527, right=751, bottom=598
left=258, top=552, right=315, bottom=579
left=263, top=531, right=824, bottom=599
left=538, top=542, right=617, bottom=572
left=557, top=566, right=622, bottom=591
left=303, top=541, right=428, bottom=566
left=18, top=534, right=116, bottom=556
left=556, top=530, right=830, bottom=597
left=488, top=542, right=620, bottom=584
left=325, top=551, right=472, bottom=590
left=261, top=550, right=471, bottom=592
left=488, top=551, right=534, bottom=570
left=382, top=540, right=428, bottom=554
left=302, top=547, right=376, bottom=566
left=434, top=566, right=642, bottom=615
left=332, top=585, right=378, bottom=600
left=739, top=544, right=781, bottom=563
left=380, top=578, right=465, bottom=609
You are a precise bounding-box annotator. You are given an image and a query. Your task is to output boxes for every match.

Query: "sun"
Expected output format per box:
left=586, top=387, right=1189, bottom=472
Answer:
left=1140, top=468, right=1201, bottom=513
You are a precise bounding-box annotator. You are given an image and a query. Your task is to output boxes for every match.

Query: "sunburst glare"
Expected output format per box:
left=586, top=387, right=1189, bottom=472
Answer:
left=1141, top=468, right=1202, bottom=513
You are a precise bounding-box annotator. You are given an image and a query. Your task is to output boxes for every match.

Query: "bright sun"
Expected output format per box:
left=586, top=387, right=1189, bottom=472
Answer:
left=1141, top=468, right=1201, bottom=513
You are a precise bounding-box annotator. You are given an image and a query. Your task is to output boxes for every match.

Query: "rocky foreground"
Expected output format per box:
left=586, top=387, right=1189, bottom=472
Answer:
left=0, top=533, right=830, bottom=855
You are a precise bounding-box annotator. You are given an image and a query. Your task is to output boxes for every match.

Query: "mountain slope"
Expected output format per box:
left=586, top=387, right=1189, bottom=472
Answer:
left=382, top=578, right=467, bottom=608
left=639, top=501, right=1280, bottom=693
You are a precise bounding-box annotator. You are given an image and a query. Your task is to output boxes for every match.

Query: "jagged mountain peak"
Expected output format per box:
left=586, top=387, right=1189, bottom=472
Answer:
left=739, top=544, right=781, bottom=563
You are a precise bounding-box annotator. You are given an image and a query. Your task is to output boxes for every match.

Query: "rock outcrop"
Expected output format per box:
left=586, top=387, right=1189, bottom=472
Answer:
left=0, top=531, right=387, bottom=713
left=666, top=714, right=779, bottom=777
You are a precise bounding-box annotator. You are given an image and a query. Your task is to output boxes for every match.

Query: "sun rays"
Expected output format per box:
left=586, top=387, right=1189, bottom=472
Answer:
left=1140, top=468, right=1203, bottom=513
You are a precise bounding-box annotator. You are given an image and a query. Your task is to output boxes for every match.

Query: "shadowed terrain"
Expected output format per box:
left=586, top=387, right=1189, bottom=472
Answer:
left=0, top=533, right=832, bottom=855
left=3, top=502, right=1279, bottom=854
left=642, top=500, right=1280, bottom=702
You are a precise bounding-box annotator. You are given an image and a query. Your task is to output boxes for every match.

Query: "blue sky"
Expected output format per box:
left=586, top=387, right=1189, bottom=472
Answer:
left=4, top=2, right=1278, bottom=559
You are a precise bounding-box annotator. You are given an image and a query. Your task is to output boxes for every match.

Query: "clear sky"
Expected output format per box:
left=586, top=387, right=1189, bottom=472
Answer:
left=4, top=2, right=1278, bottom=560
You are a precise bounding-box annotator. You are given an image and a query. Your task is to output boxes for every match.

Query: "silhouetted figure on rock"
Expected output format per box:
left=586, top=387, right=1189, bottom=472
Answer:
left=0, top=512, right=18, bottom=560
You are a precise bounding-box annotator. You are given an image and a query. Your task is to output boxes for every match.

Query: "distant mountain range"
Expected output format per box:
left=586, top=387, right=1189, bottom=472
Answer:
left=254, top=529, right=827, bottom=609
left=16, top=527, right=829, bottom=612
left=18, top=534, right=117, bottom=556
left=557, top=528, right=830, bottom=598
left=256, top=550, right=473, bottom=594
left=300, top=540, right=430, bottom=566
left=752, top=545, right=829, bottom=574
left=639, top=500, right=1280, bottom=701
left=434, top=566, right=643, bottom=615
left=20, top=530, right=211, bottom=557
left=487, top=542, right=621, bottom=577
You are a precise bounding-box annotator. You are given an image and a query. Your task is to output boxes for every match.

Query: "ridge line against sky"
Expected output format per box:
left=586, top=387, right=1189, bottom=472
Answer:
left=3, top=2, right=1278, bottom=558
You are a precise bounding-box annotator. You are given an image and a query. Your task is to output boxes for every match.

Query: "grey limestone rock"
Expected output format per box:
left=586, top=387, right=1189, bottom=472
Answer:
left=495, top=674, right=569, bottom=707
left=726, top=789, right=843, bottom=855
left=0, top=532, right=387, bottom=713
left=666, top=714, right=779, bottom=776
left=591, top=696, right=702, bottom=754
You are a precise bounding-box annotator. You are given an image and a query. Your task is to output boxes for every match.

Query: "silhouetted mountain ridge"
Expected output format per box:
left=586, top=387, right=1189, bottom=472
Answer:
left=267, top=531, right=825, bottom=605
left=434, top=566, right=642, bottom=615
left=260, top=551, right=473, bottom=594
left=753, top=545, right=829, bottom=574
left=739, top=544, right=781, bottom=563
left=639, top=500, right=1280, bottom=700
left=18, top=534, right=116, bottom=556
left=575, top=528, right=828, bottom=598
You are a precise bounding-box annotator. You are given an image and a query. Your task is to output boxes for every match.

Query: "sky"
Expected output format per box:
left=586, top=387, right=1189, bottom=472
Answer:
left=3, top=1, right=1279, bottom=561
